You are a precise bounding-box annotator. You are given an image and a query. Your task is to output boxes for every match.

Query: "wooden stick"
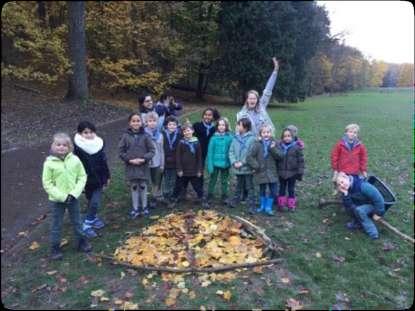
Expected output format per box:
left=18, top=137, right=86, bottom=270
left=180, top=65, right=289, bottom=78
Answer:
left=372, top=215, right=414, bottom=244
left=13, top=83, right=41, bottom=94
left=230, top=215, right=272, bottom=244
left=318, top=198, right=342, bottom=208
left=92, top=253, right=283, bottom=273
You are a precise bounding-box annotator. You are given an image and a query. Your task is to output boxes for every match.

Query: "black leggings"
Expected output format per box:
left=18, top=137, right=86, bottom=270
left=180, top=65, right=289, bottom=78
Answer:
left=278, top=177, right=296, bottom=197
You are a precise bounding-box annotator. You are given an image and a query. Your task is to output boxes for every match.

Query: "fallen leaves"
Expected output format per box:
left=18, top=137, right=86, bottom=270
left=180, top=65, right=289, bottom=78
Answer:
left=286, top=298, right=304, bottom=310
left=216, top=289, right=232, bottom=301
left=315, top=252, right=322, bottom=258
left=90, top=289, right=106, bottom=297
left=29, top=241, right=40, bottom=250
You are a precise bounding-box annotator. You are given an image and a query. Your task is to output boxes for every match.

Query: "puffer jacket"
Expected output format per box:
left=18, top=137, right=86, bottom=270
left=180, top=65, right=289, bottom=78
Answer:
left=118, top=127, right=156, bottom=181
left=276, top=141, right=305, bottom=179
left=247, top=138, right=281, bottom=184
left=206, top=132, right=233, bottom=173
left=42, top=152, right=87, bottom=202
left=228, top=131, right=256, bottom=175
left=331, top=138, right=367, bottom=175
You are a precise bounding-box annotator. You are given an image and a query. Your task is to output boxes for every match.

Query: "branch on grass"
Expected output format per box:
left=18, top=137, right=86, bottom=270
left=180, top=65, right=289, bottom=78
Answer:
left=92, top=253, right=283, bottom=273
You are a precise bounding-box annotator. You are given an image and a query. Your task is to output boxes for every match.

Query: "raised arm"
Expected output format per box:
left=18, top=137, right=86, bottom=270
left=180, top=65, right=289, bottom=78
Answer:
left=259, top=57, right=279, bottom=109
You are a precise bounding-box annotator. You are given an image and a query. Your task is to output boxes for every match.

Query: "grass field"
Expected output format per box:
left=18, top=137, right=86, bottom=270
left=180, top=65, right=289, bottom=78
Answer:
left=2, top=88, right=413, bottom=309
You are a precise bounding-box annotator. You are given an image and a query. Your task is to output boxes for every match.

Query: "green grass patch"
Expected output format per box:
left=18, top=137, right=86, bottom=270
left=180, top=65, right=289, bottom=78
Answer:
left=2, top=88, right=413, bottom=309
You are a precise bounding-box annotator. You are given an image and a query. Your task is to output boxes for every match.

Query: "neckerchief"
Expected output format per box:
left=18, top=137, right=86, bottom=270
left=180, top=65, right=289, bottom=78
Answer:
left=280, top=140, right=297, bottom=155
left=164, top=129, right=178, bottom=150
left=235, top=133, right=250, bottom=153
left=342, top=135, right=358, bottom=151
left=145, top=127, right=161, bottom=142
left=262, top=139, right=272, bottom=158
left=202, top=121, right=214, bottom=137
left=182, top=137, right=198, bottom=154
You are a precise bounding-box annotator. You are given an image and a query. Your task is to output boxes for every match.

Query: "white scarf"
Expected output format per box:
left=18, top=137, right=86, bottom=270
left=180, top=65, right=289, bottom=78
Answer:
left=74, top=133, right=103, bottom=155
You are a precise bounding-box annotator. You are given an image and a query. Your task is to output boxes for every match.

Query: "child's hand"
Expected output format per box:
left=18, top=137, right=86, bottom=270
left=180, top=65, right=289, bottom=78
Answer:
left=197, top=172, right=202, bottom=178
left=234, top=162, right=242, bottom=169
left=270, top=141, right=276, bottom=148
left=177, top=171, right=183, bottom=177
left=272, top=57, right=279, bottom=71
left=362, top=171, right=368, bottom=178
left=129, top=159, right=139, bottom=165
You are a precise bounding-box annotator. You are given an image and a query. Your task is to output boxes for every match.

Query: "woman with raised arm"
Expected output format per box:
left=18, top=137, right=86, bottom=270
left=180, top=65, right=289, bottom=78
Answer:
left=236, top=57, right=279, bottom=137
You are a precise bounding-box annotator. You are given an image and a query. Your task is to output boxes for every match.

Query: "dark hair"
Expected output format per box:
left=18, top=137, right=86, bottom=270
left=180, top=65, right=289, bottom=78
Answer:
left=128, top=112, right=142, bottom=122
left=281, top=127, right=294, bottom=140
left=138, top=94, right=152, bottom=105
left=237, top=117, right=251, bottom=131
left=202, top=107, right=220, bottom=122
left=215, top=117, right=230, bottom=132
left=77, top=121, right=96, bottom=133
left=159, top=93, right=168, bottom=102
left=165, top=115, right=179, bottom=126
left=181, top=122, right=194, bottom=132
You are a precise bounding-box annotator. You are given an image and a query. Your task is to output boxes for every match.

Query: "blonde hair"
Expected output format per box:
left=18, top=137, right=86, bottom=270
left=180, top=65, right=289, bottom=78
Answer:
left=345, top=123, right=360, bottom=133
left=145, top=111, right=159, bottom=122
left=245, top=90, right=260, bottom=111
left=259, top=124, right=273, bottom=136
left=286, top=125, right=298, bottom=137
left=335, top=171, right=349, bottom=185
left=51, top=132, right=73, bottom=153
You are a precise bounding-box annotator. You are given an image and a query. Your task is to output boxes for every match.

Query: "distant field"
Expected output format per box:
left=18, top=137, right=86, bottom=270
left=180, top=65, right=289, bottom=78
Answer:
left=2, top=88, right=413, bottom=309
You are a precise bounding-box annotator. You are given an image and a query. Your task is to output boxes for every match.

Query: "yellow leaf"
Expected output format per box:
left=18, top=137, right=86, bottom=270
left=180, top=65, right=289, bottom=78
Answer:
left=120, top=271, right=125, bottom=279
left=114, top=299, right=124, bottom=305
left=90, top=289, right=105, bottom=297
left=189, top=291, right=196, bottom=299
left=100, top=296, right=110, bottom=302
left=123, top=302, right=139, bottom=310
left=286, top=298, right=304, bottom=310
left=29, top=241, right=40, bottom=250
left=281, top=277, right=290, bottom=284
left=60, top=239, right=68, bottom=247
left=182, top=261, right=190, bottom=267
left=315, top=252, right=322, bottom=258
left=216, top=290, right=224, bottom=295
left=223, top=290, right=232, bottom=301
left=46, top=270, right=58, bottom=276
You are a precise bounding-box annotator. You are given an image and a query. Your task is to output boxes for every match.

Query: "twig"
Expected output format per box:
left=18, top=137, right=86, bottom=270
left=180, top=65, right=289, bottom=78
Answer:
left=92, top=253, right=282, bottom=273
left=317, top=198, right=342, bottom=208
left=13, top=83, right=41, bottom=94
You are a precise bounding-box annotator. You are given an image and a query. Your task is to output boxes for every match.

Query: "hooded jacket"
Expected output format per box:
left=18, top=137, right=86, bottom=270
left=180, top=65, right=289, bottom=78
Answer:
left=42, top=152, right=87, bottom=202
left=206, top=132, right=234, bottom=174
left=228, top=131, right=256, bottom=175
left=331, top=138, right=367, bottom=175
left=247, top=138, right=281, bottom=184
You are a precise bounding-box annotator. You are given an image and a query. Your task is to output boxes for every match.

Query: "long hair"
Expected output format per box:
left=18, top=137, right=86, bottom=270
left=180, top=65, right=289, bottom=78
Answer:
left=244, top=90, right=260, bottom=112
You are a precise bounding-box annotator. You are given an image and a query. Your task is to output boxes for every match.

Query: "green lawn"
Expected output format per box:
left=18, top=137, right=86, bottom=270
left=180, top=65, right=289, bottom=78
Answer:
left=2, top=88, right=413, bottom=309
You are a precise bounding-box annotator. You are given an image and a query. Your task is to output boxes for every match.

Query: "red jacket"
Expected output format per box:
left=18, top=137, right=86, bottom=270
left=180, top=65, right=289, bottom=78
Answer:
left=331, top=139, right=367, bottom=174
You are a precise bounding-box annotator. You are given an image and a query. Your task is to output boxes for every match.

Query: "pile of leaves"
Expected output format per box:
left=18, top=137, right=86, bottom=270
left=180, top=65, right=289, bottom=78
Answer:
left=114, top=210, right=267, bottom=269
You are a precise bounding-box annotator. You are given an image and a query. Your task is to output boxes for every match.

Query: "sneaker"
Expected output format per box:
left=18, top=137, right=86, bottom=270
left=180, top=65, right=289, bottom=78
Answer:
left=346, top=220, right=362, bottom=231
left=143, top=208, right=150, bottom=216
left=87, top=217, right=105, bottom=230
left=129, top=208, right=141, bottom=219
left=50, top=245, right=63, bottom=260
left=77, top=238, right=92, bottom=253
left=82, top=223, right=98, bottom=238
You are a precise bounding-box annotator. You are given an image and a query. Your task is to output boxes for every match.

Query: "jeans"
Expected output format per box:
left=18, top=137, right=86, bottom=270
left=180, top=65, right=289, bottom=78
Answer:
left=208, top=167, right=230, bottom=197
left=50, top=199, right=84, bottom=247
left=354, top=204, right=385, bottom=239
left=233, top=175, right=256, bottom=206
left=162, top=168, right=177, bottom=199
left=85, top=187, right=103, bottom=221
left=259, top=183, right=277, bottom=198
left=279, top=177, right=296, bottom=197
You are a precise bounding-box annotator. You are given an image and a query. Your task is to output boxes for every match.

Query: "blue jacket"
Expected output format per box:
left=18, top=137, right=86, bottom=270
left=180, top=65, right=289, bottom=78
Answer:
left=342, top=176, right=385, bottom=215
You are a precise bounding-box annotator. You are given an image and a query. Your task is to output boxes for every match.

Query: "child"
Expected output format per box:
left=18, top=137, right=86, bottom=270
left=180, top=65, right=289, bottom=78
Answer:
left=155, top=93, right=183, bottom=123
left=331, top=124, right=368, bottom=186
left=276, top=127, right=305, bottom=211
left=144, top=112, right=165, bottom=208
left=193, top=108, right=220, bottom=165
left=336, top=172, right=385, bottom=240
left=206, top=117, right=233, bottom=205
left=138, top=94, right=164, bottom=130
left=286, top=124, right=304, bottom=149
left=236, top=57, right=279, bottom=136
left=228, top=118, right=257, bottom=214
left=119, top=113, right=155, bottom=218
left=42, top=133, right=91, bottom=260
left=74, top=121, right=110, bottom=238
left=174, top=122, right=209, bottom=209
left=247, top=124, right=281, bottom=215
left=162, top=116, right=182, bottom=206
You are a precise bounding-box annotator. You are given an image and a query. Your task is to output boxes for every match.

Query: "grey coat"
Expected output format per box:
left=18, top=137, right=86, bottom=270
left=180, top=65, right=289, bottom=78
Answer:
left=246, top=139, right=281, bottom=184
left=119, top=128, right=156, bottom=181
left=276, top=142, right=304, bottom=179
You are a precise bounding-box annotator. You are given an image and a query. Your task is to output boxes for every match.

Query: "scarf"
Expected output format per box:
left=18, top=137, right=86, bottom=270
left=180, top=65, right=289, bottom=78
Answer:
left=262, top=139, right=272, bottom=158
left=202, top=121, right=214, bottom=137
left=183, top=137, right=198, bottom=154
left=235, top=133, right=250, bottom=153
left=280, top=140, right=297, bottom=155
left=74, top=133, right=103, bottom=155
left=164, top=129, right=178, bottom=150
left=342, top=135, right=359, bottom=151
left=145, top=127, right=161, bottom=142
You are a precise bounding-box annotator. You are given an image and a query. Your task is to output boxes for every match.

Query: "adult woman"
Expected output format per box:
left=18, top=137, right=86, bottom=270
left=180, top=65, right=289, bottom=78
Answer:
left=236, top=57, right=279, bottom=136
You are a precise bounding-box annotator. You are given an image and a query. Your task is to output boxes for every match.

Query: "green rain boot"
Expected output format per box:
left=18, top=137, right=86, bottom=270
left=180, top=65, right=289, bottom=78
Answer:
left=264, top=197, right=275, bottom=216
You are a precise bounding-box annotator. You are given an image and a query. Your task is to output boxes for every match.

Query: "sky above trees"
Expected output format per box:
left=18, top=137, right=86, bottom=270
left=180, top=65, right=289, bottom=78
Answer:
left=318, top=1, right=414, bottom=64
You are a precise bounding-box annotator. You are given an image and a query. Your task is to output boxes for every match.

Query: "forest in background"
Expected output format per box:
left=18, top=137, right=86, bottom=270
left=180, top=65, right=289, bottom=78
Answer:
left=2, top=1, right=413, bottom=103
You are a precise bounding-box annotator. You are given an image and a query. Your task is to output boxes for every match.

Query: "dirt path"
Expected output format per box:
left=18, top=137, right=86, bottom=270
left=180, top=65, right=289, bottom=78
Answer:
left=1, top=107, right=205, bottom=252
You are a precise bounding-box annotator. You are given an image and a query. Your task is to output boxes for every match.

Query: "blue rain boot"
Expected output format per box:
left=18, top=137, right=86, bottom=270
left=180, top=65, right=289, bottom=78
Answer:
left=256, top=196, right=267, bottom=213
left=264, top=197, right=275, bottom=216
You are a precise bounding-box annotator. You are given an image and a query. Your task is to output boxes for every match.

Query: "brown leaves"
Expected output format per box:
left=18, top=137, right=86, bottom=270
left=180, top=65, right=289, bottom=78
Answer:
left=28, top=241, right=40, bottom=250
left=286, top=298, right=304, bottom=310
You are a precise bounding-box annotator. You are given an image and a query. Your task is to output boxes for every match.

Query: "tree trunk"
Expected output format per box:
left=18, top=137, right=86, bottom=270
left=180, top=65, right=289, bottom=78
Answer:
left=65, top=1, right=89, bottom=101
left=37, top=1, right=47, bottom=27
left=196, top=63, right=207, bottom=100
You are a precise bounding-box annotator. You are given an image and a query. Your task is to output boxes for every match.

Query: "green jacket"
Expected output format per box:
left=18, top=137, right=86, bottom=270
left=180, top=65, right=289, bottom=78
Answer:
left=247, top=138, right=281, bottom=184
left=228, top=131, right=256, bottom=175
left=42, top=152, right=87, bottom=202
left=206, top=132, right=233, bottom=174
